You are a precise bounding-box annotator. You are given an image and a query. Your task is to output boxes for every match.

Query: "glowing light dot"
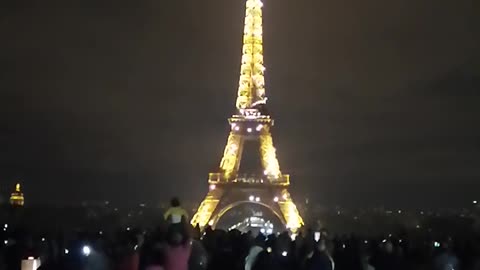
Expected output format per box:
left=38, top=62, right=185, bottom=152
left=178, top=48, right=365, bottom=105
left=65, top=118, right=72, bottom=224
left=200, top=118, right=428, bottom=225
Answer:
left=249, top=195, right=254, bottom=201
left=255, top=197, right=260, bottom=202
left=273, top=196, right=279, bottom=202
left=82, top=246, right=91, bottom=256
left=247, top=128, right=252, bottom=133
left=209, top=184, right=216, bottom=191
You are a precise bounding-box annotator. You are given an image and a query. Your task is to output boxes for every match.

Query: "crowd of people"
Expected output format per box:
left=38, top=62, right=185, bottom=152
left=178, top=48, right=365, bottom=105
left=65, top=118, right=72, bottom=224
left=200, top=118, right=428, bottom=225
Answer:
left=1, top=198, right=479, bottom=270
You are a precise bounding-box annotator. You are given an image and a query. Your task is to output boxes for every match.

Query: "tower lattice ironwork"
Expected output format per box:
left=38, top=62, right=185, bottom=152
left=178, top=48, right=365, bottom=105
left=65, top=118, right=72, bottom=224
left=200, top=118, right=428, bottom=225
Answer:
left=191, top=0, right=304, bottom=232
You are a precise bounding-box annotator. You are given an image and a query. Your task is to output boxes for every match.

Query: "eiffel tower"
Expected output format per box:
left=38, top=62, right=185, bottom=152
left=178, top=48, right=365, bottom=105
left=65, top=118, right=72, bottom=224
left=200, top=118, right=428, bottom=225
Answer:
left=191, top=0, right=304, bottom=232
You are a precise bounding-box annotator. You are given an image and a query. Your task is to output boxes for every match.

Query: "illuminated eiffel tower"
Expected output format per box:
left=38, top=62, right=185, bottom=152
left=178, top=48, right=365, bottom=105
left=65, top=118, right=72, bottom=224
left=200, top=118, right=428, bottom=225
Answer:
left=191, top=0, right=304, bottom=232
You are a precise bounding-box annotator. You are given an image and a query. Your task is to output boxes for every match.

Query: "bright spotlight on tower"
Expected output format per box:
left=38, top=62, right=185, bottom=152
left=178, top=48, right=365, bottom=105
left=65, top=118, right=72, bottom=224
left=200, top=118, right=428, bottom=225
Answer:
left=273, top=196, right=279, bottom=202
left=249, top=195, right=254, bottom=201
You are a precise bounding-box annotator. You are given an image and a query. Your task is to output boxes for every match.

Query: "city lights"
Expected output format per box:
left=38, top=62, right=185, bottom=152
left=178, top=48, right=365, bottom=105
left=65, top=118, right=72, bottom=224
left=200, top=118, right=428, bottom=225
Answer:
left=249, top=195, right=255, bottom=201
left=255, top=196, right=260, bottom=202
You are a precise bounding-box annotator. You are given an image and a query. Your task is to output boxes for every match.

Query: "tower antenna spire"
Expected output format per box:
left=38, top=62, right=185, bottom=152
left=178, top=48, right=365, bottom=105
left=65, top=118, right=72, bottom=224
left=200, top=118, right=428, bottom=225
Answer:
left=236, top=0, right=267, bottom=111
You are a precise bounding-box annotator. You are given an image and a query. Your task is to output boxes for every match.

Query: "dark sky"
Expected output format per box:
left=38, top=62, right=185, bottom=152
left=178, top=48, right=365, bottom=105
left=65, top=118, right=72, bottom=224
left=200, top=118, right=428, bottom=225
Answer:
left=0, top=0, right=479, bottom=208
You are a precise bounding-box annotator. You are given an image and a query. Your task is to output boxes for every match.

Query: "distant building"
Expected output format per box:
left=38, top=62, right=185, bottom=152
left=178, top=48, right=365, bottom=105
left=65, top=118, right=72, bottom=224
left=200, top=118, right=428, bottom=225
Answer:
left=10, top=183, right=24, bottom=206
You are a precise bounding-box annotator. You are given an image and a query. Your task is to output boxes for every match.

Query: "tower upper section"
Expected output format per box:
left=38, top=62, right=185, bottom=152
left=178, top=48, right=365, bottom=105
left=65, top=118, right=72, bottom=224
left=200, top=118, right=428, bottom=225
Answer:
left=235, top=0, right=267, bottom=111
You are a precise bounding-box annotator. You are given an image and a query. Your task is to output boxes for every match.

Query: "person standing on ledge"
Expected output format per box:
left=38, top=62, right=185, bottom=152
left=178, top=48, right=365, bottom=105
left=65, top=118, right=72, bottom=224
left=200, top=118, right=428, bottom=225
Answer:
left=164, top=197, right=189, bottom=226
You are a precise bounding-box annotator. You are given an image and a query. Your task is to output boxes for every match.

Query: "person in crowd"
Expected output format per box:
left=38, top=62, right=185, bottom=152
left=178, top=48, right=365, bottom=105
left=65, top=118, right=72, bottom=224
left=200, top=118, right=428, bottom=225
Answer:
left=163, top=224, right=192, bottom=270
left=163, top=198, right=189, bottom=226
left=189, top=236, right=208, bottom=270
left=305, top=238, right=335, bottom=270
left=371, top=240, right=402, bottom=270
left=360, top=253, right=375, bottom=270
left=245, top=234, right=265, bottom=270
left=432, top=241, right=459, bottom=270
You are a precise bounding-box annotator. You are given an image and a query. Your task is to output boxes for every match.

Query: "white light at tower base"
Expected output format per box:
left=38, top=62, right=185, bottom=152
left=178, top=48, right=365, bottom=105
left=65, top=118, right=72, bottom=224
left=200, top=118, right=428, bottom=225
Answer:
left=273, top=196, right=279, bottom=202
left=255, top=197, right=260, bottom=202
left=290, top=234, right=297, bottom=241
left=247, top=128, right=252, bottom=133
left=249, top=195, right=254, bottom=201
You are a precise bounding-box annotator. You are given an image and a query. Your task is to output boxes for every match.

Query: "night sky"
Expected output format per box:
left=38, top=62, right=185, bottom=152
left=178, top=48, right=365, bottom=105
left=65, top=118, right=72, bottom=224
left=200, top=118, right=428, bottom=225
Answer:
left=0, top=0, right=479, bottom=208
